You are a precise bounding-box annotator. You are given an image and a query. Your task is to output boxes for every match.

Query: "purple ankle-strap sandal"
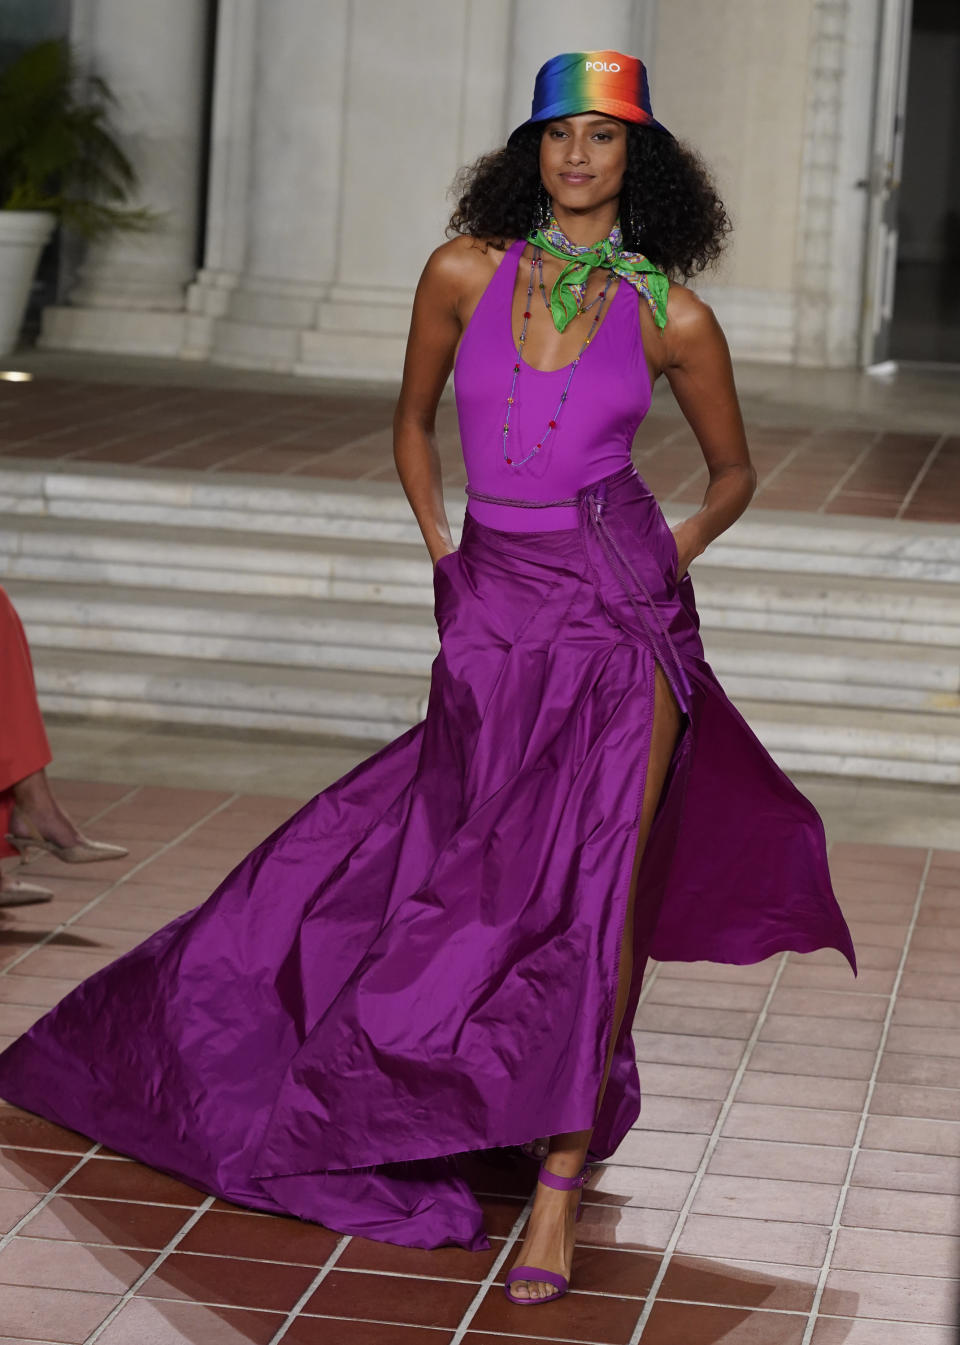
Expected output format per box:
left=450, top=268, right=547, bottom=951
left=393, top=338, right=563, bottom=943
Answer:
left=503, top=1160, right=591, bottom=1305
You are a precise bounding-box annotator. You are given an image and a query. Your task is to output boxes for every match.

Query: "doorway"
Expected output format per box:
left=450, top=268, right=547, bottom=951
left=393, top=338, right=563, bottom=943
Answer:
left=890, top=0, right=960, bottom=363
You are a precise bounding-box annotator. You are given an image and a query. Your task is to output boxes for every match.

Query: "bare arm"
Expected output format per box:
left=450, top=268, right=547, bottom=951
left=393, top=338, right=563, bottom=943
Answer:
left=393, top=242, right=468, bottom=566
left=660, top=287, right=757, bottom=576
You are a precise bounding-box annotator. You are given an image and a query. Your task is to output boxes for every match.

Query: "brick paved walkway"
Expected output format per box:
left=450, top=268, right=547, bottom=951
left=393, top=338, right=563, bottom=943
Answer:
left=0, top=781, right=957, bottom=1343
left=1, top=376, right=959, bottom=522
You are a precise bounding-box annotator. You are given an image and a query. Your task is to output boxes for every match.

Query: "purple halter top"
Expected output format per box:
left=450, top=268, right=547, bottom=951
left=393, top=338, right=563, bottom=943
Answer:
left=454, top=237, right=652, bottom=532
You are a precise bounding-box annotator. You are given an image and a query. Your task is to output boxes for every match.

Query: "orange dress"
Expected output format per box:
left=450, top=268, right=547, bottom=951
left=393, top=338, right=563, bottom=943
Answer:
left=0, top=587, right=52, bottom=858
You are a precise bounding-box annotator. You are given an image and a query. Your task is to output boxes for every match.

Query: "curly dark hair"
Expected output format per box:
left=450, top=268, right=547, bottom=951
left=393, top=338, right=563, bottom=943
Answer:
left=448, top=122, right=730, bottom=281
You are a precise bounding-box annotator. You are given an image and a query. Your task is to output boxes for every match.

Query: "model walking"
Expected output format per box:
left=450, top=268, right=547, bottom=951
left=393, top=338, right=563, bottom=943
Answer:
left=0, top=52, right=855, bottom=1308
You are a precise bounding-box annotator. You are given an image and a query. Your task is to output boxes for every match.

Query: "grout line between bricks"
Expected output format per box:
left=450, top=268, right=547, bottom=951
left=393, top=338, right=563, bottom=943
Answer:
left=21, top=388, right=201, bottom=441
left=454, top=1334, right=606, bottom=1344
left=0, top=791, right=243, bottom=1265
left=0, top=779, right=140, bottom=974
left=664, top=462, right=709, bottom=504
left=0, top=789, right=239, bottom=979
left=81, top=1194, right=216, bottom=1344
left=444, top=962, right=673, bottom=1337
left=29, top=390, right=217, bottom=457
left=28, top=782, right=140, bottom=845
left=283, top=1313, right=458, bottom=1336
left=895, top=434, right=947, bottom=520
left=626, top=953, right=792, bottom=1343
left=448, top=1197, right=540, bottom=1342
left=50, top=393, right=329, bottom=461
left=798, top=848, right=934, bottom=1345
left=149, top=424, right=335, bottom=474
left=273, top=424, right=397, bottom=477
left=16, top=396, right=356, bottom=468
left=817, top=434, right=881, bottom=513
left=0, top=1143, right=106, bottom=1256
left=267, top=1233, right=353, bottom=1343
left=2, top=786, right=947, bottom=1336
left=748, top=440, right=811, bottom=502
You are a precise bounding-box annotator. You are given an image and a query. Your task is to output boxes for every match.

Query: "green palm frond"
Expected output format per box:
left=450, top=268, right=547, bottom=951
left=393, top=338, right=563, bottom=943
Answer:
left=0, top=38, right=159, bottom=239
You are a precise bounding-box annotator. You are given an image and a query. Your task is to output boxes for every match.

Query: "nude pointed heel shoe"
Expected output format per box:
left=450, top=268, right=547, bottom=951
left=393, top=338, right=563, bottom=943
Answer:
left=5, top=822, right=128, bottom=865
left=0, top=878, right=55, bottom=907
left=503, top=1161, right=591, bottom=1306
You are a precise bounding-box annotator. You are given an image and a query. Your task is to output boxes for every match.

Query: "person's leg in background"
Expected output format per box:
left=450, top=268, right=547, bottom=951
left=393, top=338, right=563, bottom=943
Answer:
left=0, top=588, right=127, bottom=906
left=1, top=587, right=56, bottom=904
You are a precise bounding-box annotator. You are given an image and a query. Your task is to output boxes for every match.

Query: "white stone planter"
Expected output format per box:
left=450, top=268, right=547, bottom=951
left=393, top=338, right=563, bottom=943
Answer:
left=0, top=210, right=57, bottom=356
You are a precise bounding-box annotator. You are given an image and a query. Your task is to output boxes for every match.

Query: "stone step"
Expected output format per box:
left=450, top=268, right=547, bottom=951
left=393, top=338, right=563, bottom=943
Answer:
left=29, top=648, right=960, bottom=785
left=691, top=569, right=960, bottom=648
left=3, top=513, right=959, bottom=651
left=3, top=459, right=960, bottom=583
left=7, top=580, right=959, bottom=717
left=0, top=462, right=436, bottom=543
left=740, top=700, right=960, bottom=785
left=710, top=631, right=959, bottom=715
left=6, top=580, right=438, bottom=675
left=32, top=648, right=430, bottom=742
left=4, top=461, right=959, bottom=782
left=0, top=512, right=432, bottom=603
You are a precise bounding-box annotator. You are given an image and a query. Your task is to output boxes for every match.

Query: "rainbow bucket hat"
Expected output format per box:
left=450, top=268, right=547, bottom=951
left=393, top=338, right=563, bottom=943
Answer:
left=508, top=50, right=672, bottom=144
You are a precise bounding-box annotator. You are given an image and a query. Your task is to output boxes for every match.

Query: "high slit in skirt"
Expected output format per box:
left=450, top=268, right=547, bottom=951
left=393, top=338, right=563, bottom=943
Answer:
left=0, top=462, right=857, bottom=1251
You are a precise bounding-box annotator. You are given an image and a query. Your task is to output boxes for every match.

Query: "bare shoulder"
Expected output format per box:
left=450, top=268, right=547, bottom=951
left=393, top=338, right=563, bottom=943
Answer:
left=665, top=281, right=720, bottom=337
left=417, top=234, right=514, bottom=324
left=422, top=234, right=511, bottom=289
left=661, top=281, right=727, bottom=368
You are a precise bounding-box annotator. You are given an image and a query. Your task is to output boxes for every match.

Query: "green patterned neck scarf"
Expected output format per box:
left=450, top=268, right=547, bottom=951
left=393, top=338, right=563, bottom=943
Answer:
left=526, top=216, right=669, bottom=334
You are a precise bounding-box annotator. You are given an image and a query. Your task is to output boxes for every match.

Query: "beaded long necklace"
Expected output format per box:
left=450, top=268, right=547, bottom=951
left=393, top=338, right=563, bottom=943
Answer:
left=502, top=247, right=615, bottom=468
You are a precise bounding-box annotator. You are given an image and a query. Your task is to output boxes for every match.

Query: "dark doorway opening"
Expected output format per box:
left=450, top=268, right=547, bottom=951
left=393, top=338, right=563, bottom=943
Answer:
left=891, top=0, right=960, bottom=363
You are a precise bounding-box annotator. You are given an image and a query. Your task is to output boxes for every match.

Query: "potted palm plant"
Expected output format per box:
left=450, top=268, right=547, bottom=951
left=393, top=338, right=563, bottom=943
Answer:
left=0, top=39, right=153, bottom=355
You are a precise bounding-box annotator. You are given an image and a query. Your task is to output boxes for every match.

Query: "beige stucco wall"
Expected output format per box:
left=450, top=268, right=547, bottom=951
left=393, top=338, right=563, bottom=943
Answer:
left=653, top=0, right=817, bottom=292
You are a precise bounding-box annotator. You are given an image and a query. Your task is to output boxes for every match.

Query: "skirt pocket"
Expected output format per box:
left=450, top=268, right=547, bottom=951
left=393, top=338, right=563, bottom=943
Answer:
left=658, top=510, right=680, bottom=583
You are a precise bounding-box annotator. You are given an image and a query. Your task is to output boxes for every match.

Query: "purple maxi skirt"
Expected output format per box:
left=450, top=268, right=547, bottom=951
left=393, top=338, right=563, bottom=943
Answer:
left=0, top=462, right=856, bottom=1251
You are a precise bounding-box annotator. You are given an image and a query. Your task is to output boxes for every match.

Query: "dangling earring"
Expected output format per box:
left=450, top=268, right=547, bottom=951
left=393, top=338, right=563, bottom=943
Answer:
left=532, top=182, right=552, bottom=231
left=627, top=192, right=643, bottom=249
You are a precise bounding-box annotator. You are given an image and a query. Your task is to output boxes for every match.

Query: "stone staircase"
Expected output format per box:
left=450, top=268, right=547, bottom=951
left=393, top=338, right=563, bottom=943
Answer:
left=2, top=461, right=959, bottom=783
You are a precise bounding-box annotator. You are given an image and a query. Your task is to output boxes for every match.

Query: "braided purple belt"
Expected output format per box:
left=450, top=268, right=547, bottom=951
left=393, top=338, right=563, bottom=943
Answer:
left=465, top=485, right=578, bottom=508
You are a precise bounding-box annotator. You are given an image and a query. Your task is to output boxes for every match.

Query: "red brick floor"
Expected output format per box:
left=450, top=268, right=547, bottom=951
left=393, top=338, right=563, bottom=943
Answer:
left=0, top=781, right=957, bottom=1342
left=1, top=376, right=959, bottom=523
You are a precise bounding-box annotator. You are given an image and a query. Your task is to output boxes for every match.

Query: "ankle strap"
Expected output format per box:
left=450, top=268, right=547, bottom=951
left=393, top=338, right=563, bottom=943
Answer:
left=537, top=1161, right=591, bottom=1191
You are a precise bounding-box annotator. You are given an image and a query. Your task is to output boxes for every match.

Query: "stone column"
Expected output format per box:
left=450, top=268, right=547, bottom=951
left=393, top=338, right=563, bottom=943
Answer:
left=41, top=0, right=208, bottom=355
left=299, top=0, right=513, bottom=379
left=207, top=0, right=515, bottom=381
left=199, top=0, right=351, bottom=370
left=793, top=0, right=881, bottom=367
left=183, top=0, right=258, bottom=358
